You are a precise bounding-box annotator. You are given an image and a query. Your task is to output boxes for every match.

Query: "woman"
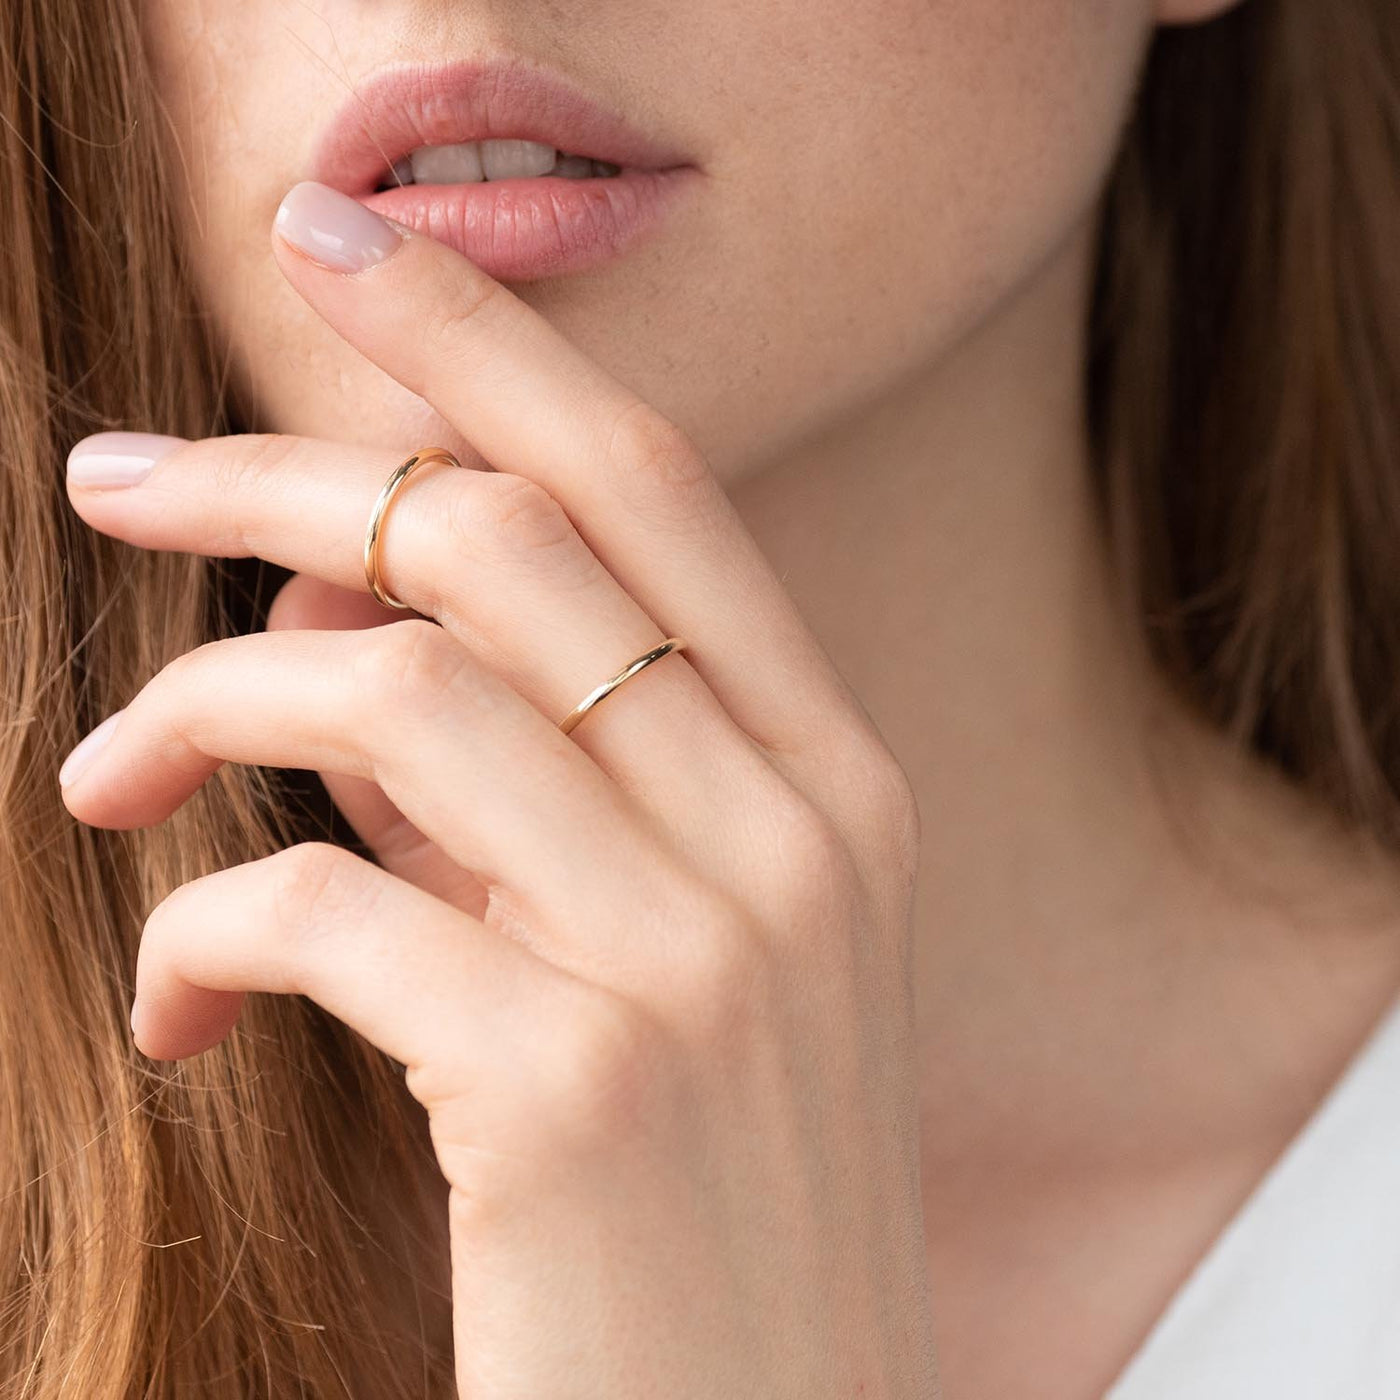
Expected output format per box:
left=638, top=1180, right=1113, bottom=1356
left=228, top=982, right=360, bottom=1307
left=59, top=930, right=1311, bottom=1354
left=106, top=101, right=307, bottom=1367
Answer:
left=3, top=0, right=1398, bottom=1393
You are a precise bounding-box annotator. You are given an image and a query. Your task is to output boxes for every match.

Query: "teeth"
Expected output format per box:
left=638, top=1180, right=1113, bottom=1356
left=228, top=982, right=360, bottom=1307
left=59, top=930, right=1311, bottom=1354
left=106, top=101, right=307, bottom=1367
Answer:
left=479, top=138, right=558, bottom=180
left=408, top=142, right=485, bottom=184
left=383, top=141, right=626, bottom=189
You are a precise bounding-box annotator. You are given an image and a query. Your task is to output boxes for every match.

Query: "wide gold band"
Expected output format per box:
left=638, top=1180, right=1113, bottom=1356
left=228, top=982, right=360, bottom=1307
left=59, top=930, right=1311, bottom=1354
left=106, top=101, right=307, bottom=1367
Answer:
left=556, top=638, right=688, bottom=736
left=363, top=447, right=463, bottom=609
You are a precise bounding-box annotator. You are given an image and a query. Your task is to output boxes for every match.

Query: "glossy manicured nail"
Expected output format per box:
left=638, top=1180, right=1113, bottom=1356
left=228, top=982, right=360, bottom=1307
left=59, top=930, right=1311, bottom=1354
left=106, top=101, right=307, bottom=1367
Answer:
left=59, top=708, right=124, bottom=788
left=274, top=180, right=405, bottom=273
left=67, top=433, right=186, bottom=488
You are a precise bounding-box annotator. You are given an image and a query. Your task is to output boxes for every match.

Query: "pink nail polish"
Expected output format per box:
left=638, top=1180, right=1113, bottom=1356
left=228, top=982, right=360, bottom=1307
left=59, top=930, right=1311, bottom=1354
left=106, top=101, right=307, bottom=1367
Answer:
left=59, top=708, right=124, bottom=788
left=67, top=432, right=185, bottom=488
left=274, top=181, right=405, bottom=273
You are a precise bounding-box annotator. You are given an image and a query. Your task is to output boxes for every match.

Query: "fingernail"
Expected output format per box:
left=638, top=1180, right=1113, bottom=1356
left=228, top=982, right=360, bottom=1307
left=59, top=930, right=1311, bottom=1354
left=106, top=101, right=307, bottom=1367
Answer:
left=59, top=708, right=124, bottom=788
left=67, top=433, right=186, bottom=489
left=274, top=180, right=405, bottom=273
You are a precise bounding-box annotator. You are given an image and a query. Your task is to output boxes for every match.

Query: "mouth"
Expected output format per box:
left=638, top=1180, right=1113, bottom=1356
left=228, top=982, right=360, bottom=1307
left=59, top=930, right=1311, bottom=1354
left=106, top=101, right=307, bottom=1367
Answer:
left=373, top=142, right=626, bottom=192
left=308, top=57, right=700, bottom=281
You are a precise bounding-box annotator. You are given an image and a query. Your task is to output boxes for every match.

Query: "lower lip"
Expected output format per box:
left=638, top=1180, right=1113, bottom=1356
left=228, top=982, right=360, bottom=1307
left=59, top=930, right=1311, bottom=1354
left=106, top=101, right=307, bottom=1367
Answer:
left=359, top=167, right=699, bottom=281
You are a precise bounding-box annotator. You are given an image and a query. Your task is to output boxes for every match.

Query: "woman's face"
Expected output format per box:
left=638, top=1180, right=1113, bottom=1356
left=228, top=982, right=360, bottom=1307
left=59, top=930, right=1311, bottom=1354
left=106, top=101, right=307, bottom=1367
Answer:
left=140, top=0, right=1156, bottom=484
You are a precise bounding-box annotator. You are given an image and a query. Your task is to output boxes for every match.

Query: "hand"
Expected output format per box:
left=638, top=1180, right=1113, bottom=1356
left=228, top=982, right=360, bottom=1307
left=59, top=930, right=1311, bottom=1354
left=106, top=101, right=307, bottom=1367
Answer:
left=59, top=181, right=939, bottom=1397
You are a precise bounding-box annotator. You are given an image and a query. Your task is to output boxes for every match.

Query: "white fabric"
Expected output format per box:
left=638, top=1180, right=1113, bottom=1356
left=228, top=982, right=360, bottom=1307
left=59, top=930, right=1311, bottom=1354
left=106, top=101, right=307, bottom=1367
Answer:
left=1107, top=994, right=1400, bottom=1398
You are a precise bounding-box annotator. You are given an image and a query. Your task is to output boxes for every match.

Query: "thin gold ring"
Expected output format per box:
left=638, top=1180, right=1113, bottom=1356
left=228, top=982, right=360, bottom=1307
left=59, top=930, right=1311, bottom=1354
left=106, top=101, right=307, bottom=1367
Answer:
left=363, top=447, right=463, bottom=609
left=556, top=638, right=688, bottom=736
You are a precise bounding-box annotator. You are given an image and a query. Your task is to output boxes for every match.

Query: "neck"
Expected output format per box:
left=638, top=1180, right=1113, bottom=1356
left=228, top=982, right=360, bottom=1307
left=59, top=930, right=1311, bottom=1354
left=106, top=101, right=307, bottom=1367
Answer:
left=726, top=210, right=1400, bottom=1165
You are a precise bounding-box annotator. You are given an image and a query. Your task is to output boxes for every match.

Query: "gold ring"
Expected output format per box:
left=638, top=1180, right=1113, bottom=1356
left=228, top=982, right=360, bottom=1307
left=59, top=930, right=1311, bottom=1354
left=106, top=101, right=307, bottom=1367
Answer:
left=556, top=638, right=688, bottom=736
left=363, top=447, right=463, bottom=609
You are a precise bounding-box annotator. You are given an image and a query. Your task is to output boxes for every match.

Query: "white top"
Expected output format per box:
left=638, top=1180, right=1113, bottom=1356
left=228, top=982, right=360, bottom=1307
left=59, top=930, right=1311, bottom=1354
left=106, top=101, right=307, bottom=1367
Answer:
left=1107, top=994, right=1400, bottom=1398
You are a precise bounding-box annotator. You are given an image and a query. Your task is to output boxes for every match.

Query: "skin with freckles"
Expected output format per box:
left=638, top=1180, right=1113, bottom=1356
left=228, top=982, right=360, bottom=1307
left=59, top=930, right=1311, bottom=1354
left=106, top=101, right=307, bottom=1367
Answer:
left=61, top=0, right=1400, bottom=1396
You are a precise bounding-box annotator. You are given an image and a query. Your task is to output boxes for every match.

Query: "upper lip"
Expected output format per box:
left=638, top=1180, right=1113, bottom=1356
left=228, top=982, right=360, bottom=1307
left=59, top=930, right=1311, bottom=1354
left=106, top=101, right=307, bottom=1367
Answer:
left=310, top=57, right=694, bottom=196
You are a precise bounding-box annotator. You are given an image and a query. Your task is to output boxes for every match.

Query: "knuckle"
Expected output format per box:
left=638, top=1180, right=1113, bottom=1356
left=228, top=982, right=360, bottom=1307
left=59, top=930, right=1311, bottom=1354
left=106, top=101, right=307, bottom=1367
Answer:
left=422, top=277, right=507, bottom=369
left=531, top=990, right=667, bottom=1142
left=603, top=400, right=710, bottom=497
left=149, top=640, right=203, bottom=693
left=127, top=641, right=241, bottom=787
left=444, top=1167, right=527, bottom=1238
left=267, top=840, right=366, bottom=937
left=459, top=473, right=585, bottom=566
left=752, top=790, right=870, bottom=950
left=771, top=790, right=860, bottom=896
left=139, top=876, right=217, bottom=993
left=840, top=742, right=923, bottom=881
left=142, top=875, right=200, bottom=949
left=211, top=432, right=300, bottom=500
left=150, top=635, right=234, bottom=703
left=355, top=618, right=475, bottom=719
left=198, top=434, right=302, bottom=556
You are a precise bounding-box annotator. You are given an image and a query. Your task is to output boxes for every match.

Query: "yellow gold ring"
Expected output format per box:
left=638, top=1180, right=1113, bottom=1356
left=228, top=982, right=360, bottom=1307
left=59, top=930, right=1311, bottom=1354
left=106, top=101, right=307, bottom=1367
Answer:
left=363, top=447, right=463, bottom=609
left=556, top=638, right=688, bottom=736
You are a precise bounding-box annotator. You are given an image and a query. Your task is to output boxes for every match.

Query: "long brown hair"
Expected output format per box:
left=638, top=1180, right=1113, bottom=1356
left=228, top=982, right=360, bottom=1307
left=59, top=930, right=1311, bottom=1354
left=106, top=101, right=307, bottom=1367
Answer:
left=1, top=0, right=1396, bottom=1391
left=1, top=0, right=454, bottom=1392
left=1089, top=1, right=1400, bottom=842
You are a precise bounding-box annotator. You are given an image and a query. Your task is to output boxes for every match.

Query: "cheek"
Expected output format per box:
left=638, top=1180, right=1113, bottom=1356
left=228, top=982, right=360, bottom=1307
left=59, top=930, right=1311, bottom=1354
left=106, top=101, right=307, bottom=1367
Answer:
left=661, top=0, right=1153, bottom=473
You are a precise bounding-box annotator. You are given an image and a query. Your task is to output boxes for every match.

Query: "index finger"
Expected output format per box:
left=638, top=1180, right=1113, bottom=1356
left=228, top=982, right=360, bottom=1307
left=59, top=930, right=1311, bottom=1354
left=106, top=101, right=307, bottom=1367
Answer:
left=269, top=180, right=866, bottom=767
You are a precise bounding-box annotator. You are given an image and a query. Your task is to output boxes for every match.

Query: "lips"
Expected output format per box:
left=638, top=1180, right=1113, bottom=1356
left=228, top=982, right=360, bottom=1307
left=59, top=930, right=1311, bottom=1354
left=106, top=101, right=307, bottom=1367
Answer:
left=311, top=57, right=693, bottom=193
left=306, top=57, right=700, bottom=280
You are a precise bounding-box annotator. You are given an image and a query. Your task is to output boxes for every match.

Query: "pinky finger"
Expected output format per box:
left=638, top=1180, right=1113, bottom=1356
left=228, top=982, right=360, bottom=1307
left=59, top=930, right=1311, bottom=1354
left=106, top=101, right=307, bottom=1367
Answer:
left=130, top=840, right=576, bottom=1088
